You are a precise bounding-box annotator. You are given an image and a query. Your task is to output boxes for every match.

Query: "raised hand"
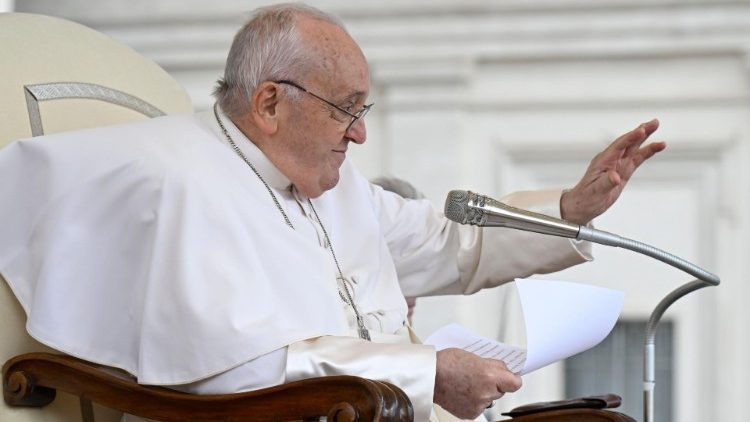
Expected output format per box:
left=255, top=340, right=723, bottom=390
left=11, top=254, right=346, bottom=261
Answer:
left=561, top=119, right=666, bottom=225
left=434, top=348, right=522, bottom=419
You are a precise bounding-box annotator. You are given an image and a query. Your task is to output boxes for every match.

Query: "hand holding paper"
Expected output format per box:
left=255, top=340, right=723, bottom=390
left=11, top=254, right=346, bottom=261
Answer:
left=425, top=278, right=624, bottom=375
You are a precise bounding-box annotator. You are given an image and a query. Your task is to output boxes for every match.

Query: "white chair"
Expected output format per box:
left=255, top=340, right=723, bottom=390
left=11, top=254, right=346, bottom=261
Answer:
left=0, top=12, right=190, bottom=422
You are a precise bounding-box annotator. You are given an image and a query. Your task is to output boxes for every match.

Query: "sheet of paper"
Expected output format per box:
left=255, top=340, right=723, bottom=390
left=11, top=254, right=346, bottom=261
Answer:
left=424, top=323, right=528, bottom=373
left=424, top=278, right=624, bottom=375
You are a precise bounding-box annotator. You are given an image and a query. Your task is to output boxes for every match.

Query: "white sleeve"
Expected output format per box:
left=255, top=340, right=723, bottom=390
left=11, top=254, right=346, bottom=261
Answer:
left=374, top=186, right=592, bottom=297
left=169, top=337, right=437, bottom=422
left=286, top=336, right=437, bottom=422
left=447, top=188, right=593, bottom=295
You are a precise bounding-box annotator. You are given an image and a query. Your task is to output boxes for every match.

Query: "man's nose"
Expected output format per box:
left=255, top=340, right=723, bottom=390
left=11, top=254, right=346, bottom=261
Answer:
left=345, top=118, right=367, bottom=144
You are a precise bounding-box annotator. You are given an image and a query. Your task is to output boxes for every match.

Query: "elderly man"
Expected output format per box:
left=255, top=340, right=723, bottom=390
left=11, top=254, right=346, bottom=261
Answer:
left=0, top=3, right=665, bottom=422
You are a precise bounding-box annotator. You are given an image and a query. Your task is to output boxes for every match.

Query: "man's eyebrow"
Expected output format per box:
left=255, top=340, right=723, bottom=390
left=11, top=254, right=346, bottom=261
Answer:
left=340, top=90, right=368, bottom=103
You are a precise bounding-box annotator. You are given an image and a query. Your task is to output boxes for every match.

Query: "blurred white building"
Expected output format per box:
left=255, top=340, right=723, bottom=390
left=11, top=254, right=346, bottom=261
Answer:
left=11, top=1, right=750, bottom=420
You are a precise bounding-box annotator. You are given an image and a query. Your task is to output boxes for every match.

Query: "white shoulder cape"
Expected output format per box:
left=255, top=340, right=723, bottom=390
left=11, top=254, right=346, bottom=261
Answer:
left=0, top=115, right=370, bottom=384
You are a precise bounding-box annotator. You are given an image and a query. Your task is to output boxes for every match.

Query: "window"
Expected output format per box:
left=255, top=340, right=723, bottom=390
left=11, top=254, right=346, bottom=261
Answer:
left=565, top=320, right=673, bottom=421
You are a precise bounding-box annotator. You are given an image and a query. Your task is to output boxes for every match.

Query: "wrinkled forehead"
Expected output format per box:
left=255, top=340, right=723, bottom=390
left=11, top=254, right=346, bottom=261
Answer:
left=297, top=16, right=370, bottom=100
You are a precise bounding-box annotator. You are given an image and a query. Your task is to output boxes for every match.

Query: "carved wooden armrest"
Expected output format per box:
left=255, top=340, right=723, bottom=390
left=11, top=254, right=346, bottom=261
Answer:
left=3, top=352, right=413, bottom=421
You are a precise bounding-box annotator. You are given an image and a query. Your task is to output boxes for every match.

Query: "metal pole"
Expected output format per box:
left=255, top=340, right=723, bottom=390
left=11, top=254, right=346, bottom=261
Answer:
left=577, top=227, right=720, bottom=422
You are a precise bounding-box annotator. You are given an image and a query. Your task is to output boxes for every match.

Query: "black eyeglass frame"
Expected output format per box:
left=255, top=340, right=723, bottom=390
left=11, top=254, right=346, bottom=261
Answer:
left=275, top=80, right=373, bottom=131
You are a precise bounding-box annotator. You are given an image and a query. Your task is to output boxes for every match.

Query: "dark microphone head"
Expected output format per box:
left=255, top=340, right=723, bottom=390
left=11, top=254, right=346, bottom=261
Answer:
left=444, top=190, right=470, bottom=223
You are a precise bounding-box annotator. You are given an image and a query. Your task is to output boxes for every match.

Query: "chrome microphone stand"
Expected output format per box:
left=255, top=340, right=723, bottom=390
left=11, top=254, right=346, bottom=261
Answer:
left=576, top=227, right=720, bottom=422
left=444, top=190, right=721, bottom=422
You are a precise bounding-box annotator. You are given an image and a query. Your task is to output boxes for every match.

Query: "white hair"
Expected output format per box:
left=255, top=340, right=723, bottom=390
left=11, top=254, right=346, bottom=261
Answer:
left=213, top=3, right=348, bottom=119
left=371, top=177, right=425, bottom=200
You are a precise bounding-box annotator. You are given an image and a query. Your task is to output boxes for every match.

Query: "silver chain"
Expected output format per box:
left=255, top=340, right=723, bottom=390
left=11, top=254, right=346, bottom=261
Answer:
left=213, top=103, right=371, bottom=341
left=306, top=199, right=371, bottom=341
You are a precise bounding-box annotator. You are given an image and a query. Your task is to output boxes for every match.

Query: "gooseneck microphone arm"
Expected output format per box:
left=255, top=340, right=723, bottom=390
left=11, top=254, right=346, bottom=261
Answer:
left=444, top=190, right=720, bottom=422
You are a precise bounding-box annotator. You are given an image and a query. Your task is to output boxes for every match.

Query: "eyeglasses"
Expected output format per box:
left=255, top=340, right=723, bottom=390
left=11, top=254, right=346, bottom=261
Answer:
left=275, top=80, right=373, bottom=132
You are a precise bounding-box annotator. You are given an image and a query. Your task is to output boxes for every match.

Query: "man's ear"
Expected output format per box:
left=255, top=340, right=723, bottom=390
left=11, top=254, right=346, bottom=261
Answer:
left=251, top=81, right=280, bottom=135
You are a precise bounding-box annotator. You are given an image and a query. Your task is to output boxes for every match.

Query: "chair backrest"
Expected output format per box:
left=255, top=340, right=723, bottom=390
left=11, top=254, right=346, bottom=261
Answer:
left=0, top=12, right=193, bottom=422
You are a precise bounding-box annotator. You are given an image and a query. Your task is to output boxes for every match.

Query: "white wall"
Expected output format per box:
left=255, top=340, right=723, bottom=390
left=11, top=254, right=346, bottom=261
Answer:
left=15, top=1, right=750, bottom=420
left=0, top=0, right=14, bottom=12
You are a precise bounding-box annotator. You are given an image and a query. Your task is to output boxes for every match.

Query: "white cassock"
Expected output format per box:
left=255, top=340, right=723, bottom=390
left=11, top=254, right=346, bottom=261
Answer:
left=0, top=107, right=591, bottom=422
